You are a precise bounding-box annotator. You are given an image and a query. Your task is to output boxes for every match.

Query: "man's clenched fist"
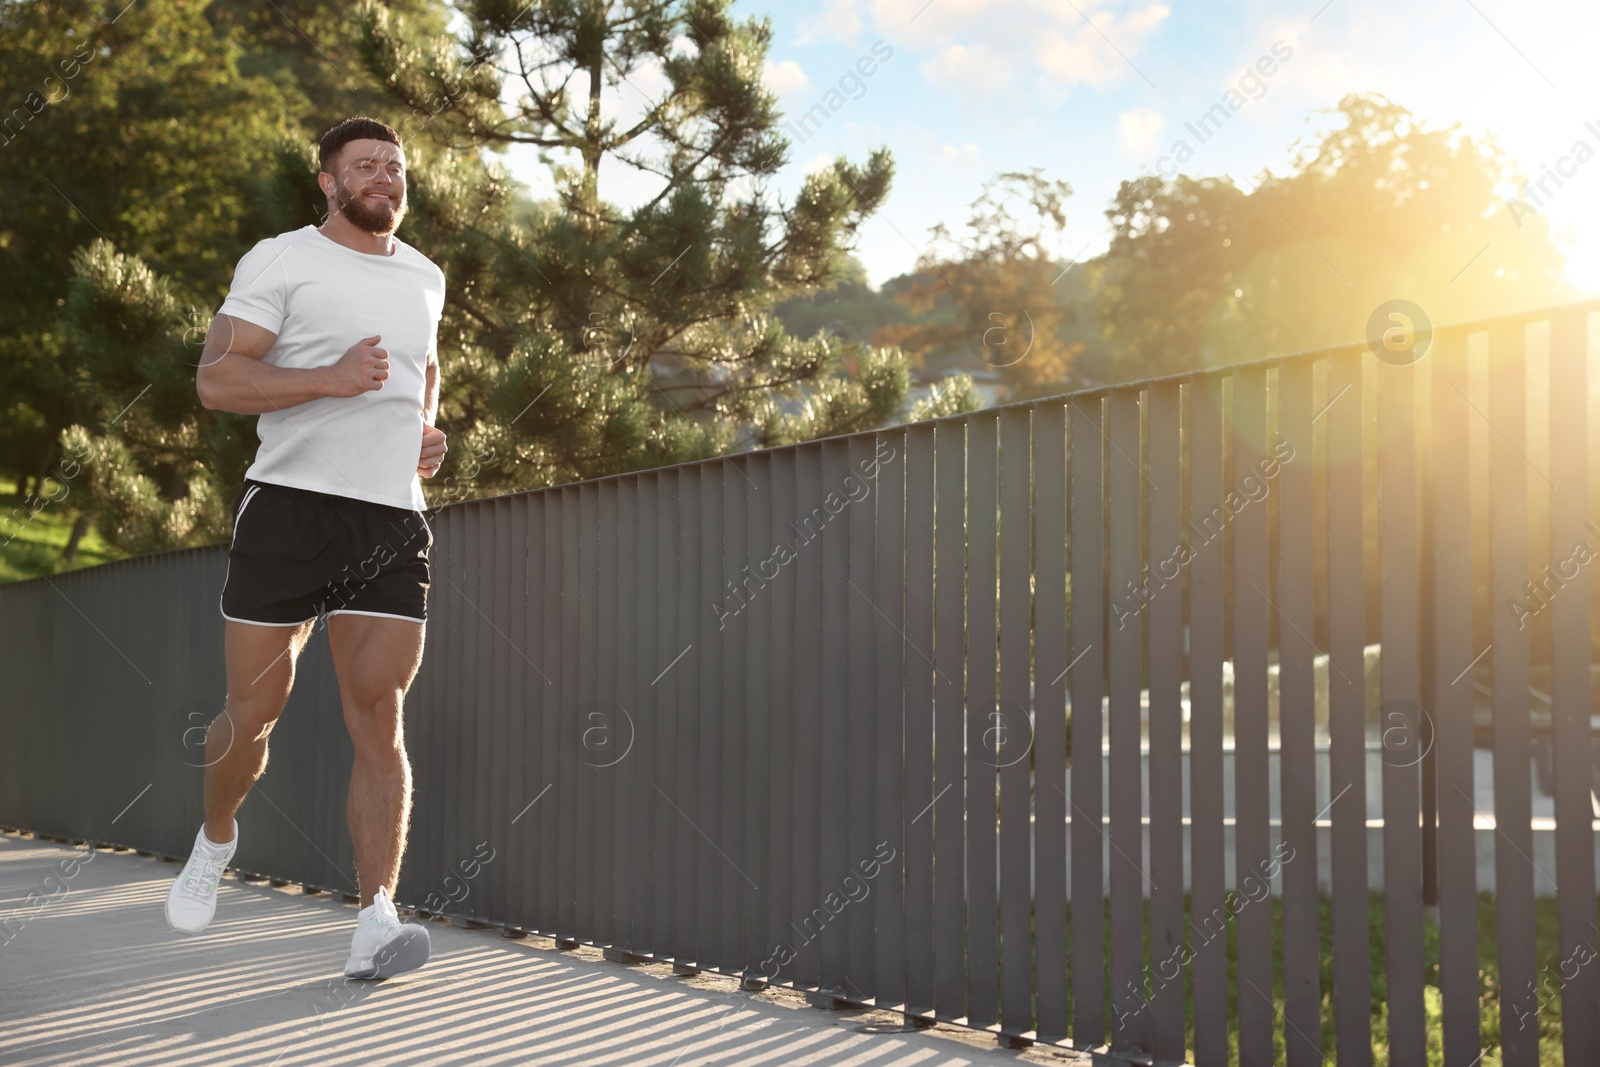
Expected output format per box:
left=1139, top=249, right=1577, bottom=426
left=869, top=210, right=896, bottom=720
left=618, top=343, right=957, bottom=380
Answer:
left=323, top=335, right=389, bottom=397
left=418, top=425, right=447, bottom=477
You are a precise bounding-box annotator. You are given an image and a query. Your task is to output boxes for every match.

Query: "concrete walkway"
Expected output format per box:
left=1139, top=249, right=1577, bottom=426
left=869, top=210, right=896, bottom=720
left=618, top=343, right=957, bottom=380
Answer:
left=0, top=832, right=1100, bottom=1067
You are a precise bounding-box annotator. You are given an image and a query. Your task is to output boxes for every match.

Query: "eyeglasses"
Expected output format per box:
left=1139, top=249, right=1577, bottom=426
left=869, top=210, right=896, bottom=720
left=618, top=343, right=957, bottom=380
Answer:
left=349, top=158, right=405, bottom=180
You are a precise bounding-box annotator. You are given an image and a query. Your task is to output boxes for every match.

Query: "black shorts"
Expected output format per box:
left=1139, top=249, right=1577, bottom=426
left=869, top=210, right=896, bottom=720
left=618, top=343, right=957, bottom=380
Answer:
left=219, top=479, right=432, bottom=626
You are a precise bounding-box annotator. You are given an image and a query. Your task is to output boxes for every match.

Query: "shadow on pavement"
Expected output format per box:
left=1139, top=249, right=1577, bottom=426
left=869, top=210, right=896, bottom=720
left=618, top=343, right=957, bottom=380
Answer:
left=0, top=834, right=1101, bottom=1066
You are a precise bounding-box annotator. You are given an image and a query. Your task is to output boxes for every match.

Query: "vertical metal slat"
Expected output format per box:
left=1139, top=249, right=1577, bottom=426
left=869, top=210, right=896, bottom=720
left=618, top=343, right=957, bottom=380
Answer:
left=1032, top=403, right=1070, bottom=1042
left=1326, top=350, right=1373, bottom=1065
left=594, top=480, right=618, bottom=945
left=1431, top=328, right=1480, bottom=1066
left=1068, top=397, right=1106, bottom=1047
left=792, top=446, right=824, bottom=988
left=742, top=455, right=773, bottom=982
left=818, top=440, right=851, bottom=992
left=934, top=420, right=968, bottom=1020
left=998, top=407, right=1034, bottom=1038
left=846, top=434, right=879, bottom=997
left=1277, top=360, right=1323, bottom=1064
left=903, top=425, right=938, bottom=1017
left=1548, top=308, right=1599, bottom=1064
left=719, top=460, right=746, bottom=973
left=674, top=468, right=702, bottom=965
left=652, top=471, right=679, bottom=953
left=1145, top=381, right=1186, bottom=1061
left=1489, top=321, right=1538, bottom=1067
left=768, top=451, right=799, bottom=984
left=1187, top=378, right=1230, bottom=1067
left=872, top=430, right=908, bottom=1009
left=967, top=414, right=999, bottom=1030
left=1106, top=388, right=1147, bottom=1054
left=1231, top=367, right=1274, bottom=1067
left=1377, top=354, right=1427, bottom=1064
left=695, top=464, right=724, bottom=968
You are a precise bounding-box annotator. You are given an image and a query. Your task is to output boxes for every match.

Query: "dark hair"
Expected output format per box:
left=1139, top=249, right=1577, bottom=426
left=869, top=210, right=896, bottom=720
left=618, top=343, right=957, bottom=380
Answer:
left=318, top=117, right=402, bottom=173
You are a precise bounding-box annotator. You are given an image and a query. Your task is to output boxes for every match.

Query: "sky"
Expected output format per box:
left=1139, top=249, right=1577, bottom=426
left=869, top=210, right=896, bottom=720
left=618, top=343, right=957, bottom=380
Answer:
left=496, top=0, right=1600, bottom=294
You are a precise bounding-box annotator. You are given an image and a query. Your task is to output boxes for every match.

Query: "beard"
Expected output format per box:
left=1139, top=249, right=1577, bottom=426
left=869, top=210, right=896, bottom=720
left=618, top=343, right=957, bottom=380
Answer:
left=335, top=184, right=407, bottom=236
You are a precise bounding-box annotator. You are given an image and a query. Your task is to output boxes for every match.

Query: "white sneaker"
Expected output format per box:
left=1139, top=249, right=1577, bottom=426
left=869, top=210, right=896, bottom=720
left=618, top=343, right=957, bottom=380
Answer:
left=165, top=822, right=237, bottom=934
left=344, top=886, right=431, bottom=979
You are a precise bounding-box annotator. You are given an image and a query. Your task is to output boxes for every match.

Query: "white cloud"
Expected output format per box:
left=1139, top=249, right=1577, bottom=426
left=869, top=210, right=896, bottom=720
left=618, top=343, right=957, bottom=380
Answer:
left=1118, top=107, right=1165, bottom=155
left=794, top=0, right=864, bottom=45
left=1121, top=3, right=1171, bottom=39
left=764, top=59, right=811, bottom=98
left=872, top=0, right=1169, bottom=98
left=1033, top=3, right=1169, bottom=89
left=921, top=43, right=1018, bottom=93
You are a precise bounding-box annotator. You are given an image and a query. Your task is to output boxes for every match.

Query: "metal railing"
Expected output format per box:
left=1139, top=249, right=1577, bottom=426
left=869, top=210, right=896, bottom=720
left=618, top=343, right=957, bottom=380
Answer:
left=5, top=299, right=1600, bottom=1066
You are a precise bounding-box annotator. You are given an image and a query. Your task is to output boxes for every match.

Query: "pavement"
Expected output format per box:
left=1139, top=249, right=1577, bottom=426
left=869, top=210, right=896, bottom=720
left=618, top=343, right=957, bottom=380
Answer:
left=0, top=831, right=1101, bottom=1067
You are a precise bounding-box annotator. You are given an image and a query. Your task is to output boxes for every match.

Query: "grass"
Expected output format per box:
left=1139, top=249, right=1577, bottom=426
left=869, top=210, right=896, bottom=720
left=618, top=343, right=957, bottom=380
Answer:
left=1041, top=892, right=1574, bottom=1065
left=0, top=478, right=123, bottom=582
left=948, top=889, right=1573, bottom=1063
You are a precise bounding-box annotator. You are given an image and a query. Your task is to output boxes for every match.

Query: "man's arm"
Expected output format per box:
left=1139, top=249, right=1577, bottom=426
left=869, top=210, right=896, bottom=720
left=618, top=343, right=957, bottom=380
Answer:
left=418, top=349, right=446, bottom=478
left=422, top=350, right=439, bottom=426
left=195, top=314, right=391, bottom=414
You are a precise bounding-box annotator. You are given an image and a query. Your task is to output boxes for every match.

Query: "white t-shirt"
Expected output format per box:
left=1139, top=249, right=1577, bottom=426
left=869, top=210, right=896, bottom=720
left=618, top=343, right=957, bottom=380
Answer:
left=217, top=225, right=445, bottom=510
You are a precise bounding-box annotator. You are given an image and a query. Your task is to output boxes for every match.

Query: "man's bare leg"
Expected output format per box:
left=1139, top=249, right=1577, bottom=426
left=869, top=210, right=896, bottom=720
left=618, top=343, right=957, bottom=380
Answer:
left=327, top=613, right=426, bottom=907
left=204, top=619, right=315, bottom=844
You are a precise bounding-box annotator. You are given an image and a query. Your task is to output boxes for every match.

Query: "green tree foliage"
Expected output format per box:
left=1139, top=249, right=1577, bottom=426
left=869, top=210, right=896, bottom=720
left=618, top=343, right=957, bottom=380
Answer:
left=53, top=241, right=247, bottom=553
left=905, top=372, right=981, bottom=422
left=1091, top=92, right=1574, bottom=382
left=772, top=256, right=886, bottom=344
left=208, top=0, right=450, bottom=142
left=355, top=0, right=957, bottom=495
left=878, top=169, right=1079, bottom=401
left=0, top=0, right=295, bottom=506
left=0, top=0, right=466, bottom=562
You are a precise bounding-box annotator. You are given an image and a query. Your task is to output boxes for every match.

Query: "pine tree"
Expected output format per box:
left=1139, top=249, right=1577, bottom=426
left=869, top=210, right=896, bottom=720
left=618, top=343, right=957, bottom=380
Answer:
left=56, top=241, right=245, bottom=555
left=12, top=0, right=981, bottom=565
left=355, top=0, right=977, bottom=496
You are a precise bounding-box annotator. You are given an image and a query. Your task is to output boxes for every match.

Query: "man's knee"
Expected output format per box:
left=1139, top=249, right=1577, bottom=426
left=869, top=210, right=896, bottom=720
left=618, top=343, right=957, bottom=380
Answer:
left=344, top=692, right=405, bottom=750
left=224, top=685, right=291, bottom=737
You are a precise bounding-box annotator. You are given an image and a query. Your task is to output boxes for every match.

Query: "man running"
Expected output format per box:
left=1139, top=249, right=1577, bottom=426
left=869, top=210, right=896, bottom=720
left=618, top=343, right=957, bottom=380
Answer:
left=166, top=117, right=447, bottom=980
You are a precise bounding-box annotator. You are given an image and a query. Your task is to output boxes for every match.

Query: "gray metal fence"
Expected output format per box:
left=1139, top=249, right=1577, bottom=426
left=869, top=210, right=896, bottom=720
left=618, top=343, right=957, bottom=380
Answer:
left=5, top=299, right=1600, bottom=1066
